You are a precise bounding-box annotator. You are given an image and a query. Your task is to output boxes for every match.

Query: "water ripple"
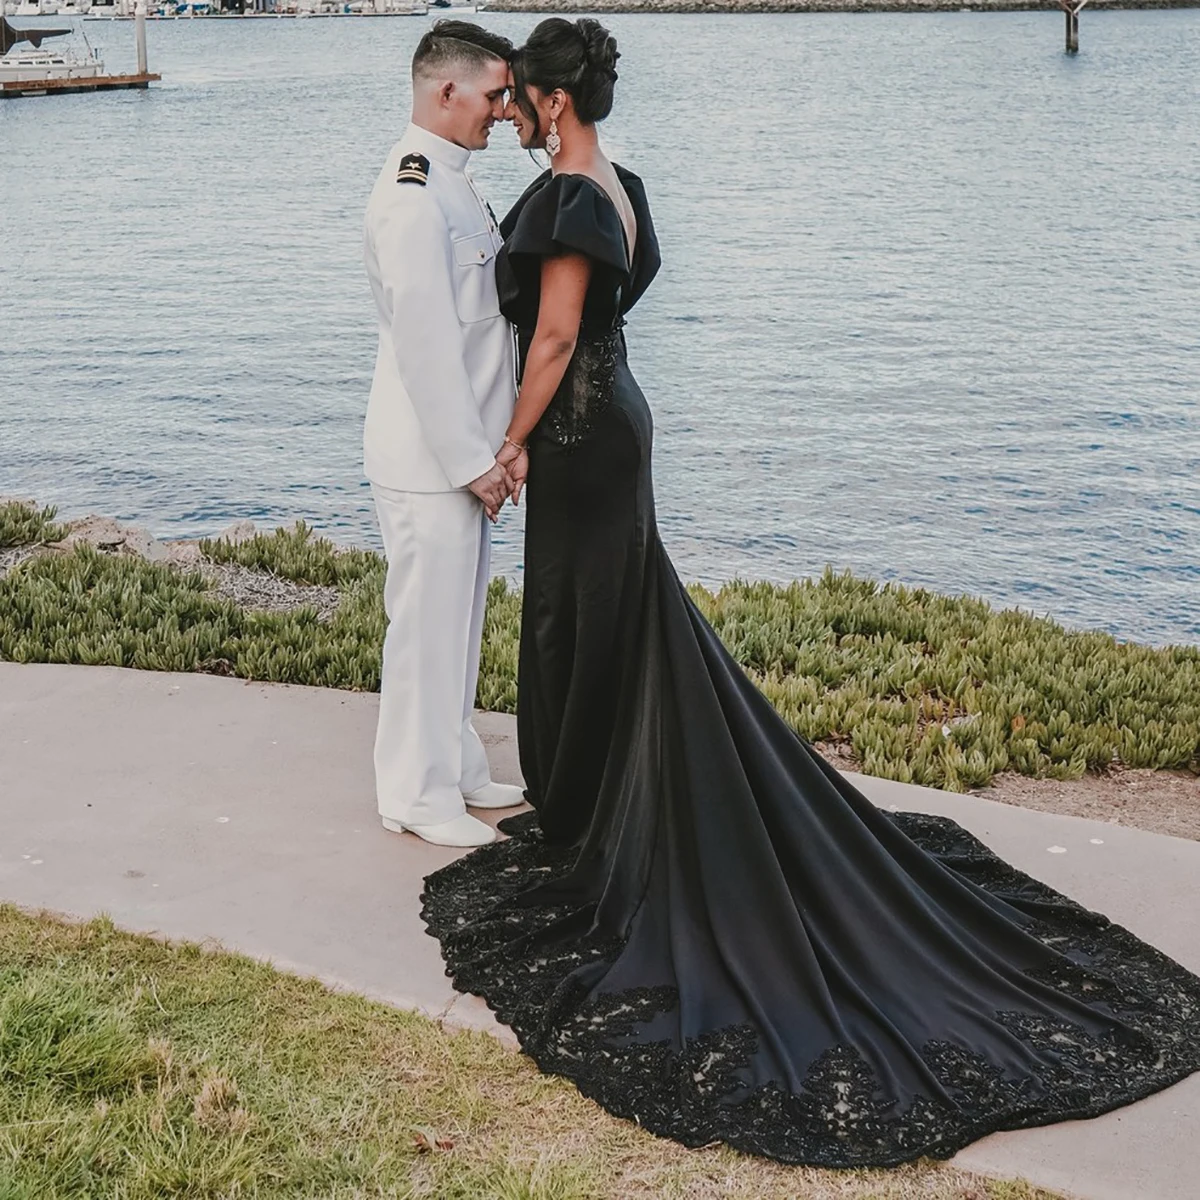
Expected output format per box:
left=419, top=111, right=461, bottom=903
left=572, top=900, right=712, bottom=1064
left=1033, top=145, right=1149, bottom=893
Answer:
left=2, top=11, right=1198, bottom=645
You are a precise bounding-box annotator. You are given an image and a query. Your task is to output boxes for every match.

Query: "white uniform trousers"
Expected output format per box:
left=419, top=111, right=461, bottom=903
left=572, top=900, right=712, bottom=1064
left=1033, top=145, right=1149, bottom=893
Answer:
left=371, top=483, right=492, bottom=827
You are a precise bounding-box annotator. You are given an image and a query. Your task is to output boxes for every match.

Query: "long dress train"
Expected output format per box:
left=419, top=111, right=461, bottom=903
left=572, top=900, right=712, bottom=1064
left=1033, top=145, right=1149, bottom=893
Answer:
left=421, top=167, right=1200, bottom=1167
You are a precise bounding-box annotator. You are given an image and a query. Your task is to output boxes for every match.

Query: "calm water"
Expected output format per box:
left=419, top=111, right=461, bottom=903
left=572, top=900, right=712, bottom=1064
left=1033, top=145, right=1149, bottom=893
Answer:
left=2, top=11, right=1198, bottom=644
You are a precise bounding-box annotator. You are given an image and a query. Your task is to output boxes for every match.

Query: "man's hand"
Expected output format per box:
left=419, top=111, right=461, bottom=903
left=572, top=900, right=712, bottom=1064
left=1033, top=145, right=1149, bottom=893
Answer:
left=468, top=461, right=514, bottom=523
left=496, top=440, right=529, bottom=506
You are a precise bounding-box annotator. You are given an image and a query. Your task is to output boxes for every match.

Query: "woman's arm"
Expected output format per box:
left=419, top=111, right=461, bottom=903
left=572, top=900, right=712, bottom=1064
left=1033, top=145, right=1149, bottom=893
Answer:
left=506, top=252, right=592, bottom=447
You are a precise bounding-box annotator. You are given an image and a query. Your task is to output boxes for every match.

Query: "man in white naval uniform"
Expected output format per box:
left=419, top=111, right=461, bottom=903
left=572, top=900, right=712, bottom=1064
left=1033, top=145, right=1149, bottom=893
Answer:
left=363, top=21, right=524, bottom=848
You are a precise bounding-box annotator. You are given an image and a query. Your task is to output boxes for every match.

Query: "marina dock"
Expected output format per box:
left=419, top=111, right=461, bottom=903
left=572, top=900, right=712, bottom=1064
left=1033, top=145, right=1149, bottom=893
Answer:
left=1, top=11, right=160, bottom=97
left=1, top=69, right=158, bottom=95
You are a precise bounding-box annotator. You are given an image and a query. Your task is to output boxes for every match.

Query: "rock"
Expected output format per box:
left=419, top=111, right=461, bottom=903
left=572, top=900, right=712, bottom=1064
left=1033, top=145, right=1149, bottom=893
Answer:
left=164, top=541, right=205, bottom=567
left=50, top=515, right=170, bottom=563
left=70, top=516, right=128, bottom=549
left=487, top=0, right=1107, bottom=11
left=122, top=525, right=171, bottom=563
left=50, top=515, right=127, bottom=552
left=217, top=520, right=259, bottom=546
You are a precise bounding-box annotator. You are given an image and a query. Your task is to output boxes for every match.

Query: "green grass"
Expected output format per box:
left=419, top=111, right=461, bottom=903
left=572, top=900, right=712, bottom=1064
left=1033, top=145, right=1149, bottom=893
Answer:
left=0, top=905, right=1064, bottom=1200
left=1, top=500, right=1196, bottom=792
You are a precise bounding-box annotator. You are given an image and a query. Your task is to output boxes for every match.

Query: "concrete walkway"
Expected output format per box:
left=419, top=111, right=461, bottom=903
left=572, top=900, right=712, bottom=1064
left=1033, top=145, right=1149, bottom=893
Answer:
left=1, top=661, right=1197, bottom=1200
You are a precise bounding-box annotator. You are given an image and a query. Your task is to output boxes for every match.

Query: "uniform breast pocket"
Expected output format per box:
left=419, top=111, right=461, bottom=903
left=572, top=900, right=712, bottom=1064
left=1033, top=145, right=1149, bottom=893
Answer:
left=452, top=232, right=501, bottom=325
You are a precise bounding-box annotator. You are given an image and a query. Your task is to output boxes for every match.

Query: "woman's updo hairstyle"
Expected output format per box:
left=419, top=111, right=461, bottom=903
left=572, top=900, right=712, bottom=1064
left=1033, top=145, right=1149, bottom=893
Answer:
left=512, top=17, right=620, bottom=128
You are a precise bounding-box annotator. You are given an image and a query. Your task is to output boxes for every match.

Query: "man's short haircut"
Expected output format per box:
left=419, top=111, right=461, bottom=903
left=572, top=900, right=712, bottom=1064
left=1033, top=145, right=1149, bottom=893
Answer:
left=412, top=20, right=512, bottom=83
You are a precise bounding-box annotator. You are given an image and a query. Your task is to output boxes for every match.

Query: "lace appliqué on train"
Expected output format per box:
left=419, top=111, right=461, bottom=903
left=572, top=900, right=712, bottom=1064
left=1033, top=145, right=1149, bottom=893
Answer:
left=539, top=325, right=623, bottom=448
left=421, top=809, right=1200, bottom=1168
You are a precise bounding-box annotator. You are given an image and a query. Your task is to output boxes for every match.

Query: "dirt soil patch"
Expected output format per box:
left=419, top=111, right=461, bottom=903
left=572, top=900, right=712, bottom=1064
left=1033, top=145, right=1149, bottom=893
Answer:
left=974, top=767, right=1200, bottom=842
left=816, top=742, right=1200, bottom=842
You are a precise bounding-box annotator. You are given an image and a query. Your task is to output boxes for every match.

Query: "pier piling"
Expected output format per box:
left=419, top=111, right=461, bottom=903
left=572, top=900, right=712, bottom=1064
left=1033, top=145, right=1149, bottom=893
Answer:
left=1059, top=0, right=1088, bottom=53
left=136, top=0, right=148, bottom=75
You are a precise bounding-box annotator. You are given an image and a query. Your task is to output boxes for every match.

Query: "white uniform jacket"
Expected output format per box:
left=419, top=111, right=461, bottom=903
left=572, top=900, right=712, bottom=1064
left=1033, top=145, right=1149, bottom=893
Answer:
left=363, top=123, right=516, bottom=493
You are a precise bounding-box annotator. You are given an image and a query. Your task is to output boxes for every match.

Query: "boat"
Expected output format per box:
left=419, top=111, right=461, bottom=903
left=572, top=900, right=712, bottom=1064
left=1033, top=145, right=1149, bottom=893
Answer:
left=0, top=16, right=103, bottom=82
left=1, top=12, right=158, bottom=94
left=82, top=0, right=126, bottom=17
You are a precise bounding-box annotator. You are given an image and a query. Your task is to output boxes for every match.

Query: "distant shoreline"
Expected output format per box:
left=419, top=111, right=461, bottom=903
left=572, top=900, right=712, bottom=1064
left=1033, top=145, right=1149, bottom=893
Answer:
left=484, top=0, right=1196, bottom=12
left=58, top=0, right=1200, bottom=13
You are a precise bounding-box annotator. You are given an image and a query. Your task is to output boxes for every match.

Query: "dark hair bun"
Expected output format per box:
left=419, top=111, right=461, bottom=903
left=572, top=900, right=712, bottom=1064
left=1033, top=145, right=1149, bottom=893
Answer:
left=516, top=17, right=621, bottom=125
left=578, top=18, right=619, bottom=83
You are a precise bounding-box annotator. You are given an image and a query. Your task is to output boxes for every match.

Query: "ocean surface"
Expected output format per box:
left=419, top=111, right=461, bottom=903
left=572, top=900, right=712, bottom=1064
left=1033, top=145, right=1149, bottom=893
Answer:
left=2, top=10, right=1197, bottom=645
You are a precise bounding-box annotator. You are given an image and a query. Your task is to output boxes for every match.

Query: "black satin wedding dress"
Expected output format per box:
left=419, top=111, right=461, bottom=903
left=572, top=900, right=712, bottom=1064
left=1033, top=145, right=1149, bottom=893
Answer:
left=422, top=167, right=1200, bottom=1167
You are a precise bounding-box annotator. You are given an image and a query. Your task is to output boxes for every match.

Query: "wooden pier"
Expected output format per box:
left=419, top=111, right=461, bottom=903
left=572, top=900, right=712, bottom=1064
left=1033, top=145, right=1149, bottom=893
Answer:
left=1, top=9, right=160, bottom=98
left=0, top=71, right=160, bottom=98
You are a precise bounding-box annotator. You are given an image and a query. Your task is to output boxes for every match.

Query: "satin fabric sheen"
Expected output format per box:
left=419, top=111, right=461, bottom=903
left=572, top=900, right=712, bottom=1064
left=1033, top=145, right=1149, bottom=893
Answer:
left=420, top=167, right=1200, bottom=1166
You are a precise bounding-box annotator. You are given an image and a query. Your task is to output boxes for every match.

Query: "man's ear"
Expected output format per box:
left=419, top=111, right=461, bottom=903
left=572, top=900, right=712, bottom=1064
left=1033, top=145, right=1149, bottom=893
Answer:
left=439, top=79, right=455, bottom=106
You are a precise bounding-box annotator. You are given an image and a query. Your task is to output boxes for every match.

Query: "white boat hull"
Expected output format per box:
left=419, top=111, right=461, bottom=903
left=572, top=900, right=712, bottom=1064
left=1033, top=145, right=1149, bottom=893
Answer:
left=0, top=48, right=103, bottom=81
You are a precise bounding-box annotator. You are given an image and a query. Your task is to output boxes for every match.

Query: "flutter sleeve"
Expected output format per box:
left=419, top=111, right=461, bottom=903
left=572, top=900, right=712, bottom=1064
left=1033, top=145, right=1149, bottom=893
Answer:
left=502, top=173, right=630, bottom=275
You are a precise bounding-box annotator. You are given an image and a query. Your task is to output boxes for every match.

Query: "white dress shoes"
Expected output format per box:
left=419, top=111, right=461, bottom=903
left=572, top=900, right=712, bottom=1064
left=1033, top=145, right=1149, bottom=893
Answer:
left=463, top=781, right=526, bottom=810
left=381, top=813, right=496, bottom=848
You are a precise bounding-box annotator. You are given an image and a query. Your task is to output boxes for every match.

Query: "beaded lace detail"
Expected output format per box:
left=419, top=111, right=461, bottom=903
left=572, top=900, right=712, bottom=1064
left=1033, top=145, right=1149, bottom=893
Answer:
left=422, top=809, right=1200, bottom=1168
left=538, top=322, right=624, bottom=448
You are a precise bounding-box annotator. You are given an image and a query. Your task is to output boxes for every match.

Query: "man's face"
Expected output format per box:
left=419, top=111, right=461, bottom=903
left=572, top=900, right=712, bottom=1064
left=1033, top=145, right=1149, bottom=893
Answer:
left=445, top=58, right=510, bottom=151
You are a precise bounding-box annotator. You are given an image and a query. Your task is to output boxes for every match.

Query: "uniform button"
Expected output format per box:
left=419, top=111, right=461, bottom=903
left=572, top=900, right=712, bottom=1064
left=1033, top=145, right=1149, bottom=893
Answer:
left=479, top=250, right=486, bottom=259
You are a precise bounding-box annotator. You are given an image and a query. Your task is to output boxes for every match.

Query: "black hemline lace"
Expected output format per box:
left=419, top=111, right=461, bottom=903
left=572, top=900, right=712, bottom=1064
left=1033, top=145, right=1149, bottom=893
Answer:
left=421, top=809, right=1200, bottom=1169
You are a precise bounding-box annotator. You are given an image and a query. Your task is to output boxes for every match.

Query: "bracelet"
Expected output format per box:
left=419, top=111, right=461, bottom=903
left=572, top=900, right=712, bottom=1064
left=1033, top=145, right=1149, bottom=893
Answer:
left=503, top=435, right=526, bottom=453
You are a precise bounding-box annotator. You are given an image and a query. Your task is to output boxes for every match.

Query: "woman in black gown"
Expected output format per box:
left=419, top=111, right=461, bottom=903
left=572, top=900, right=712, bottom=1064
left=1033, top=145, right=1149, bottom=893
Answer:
left=423, top=18, right=1200, bottom=1167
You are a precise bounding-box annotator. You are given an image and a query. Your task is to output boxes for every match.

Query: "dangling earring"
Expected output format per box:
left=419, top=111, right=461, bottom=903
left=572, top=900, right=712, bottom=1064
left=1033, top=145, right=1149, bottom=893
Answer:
left=546, top=118, right=561, bottom=158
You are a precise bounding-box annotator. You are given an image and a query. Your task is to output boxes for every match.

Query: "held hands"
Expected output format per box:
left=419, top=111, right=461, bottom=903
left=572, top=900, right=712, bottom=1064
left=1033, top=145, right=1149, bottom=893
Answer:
left=468, top=460, right=515, bottom=523
left=468, top=439, right=528, bottom=522
left=496, top=439, right=529, bottom=507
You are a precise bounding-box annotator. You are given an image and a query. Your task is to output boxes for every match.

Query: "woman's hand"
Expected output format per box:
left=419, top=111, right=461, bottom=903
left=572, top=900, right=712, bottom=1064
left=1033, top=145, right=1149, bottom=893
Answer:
left=497, top=440, right=529, bottom=506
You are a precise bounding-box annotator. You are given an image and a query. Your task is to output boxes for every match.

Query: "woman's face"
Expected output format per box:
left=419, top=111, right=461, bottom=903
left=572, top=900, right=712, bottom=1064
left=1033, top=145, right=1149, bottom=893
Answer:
left=505, top=71, right=555, bottom=152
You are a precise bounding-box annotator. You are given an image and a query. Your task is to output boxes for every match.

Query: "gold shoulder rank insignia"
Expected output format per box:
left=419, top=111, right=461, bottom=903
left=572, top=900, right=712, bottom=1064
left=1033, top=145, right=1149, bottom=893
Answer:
left=396, top=152, right=430, bottom=186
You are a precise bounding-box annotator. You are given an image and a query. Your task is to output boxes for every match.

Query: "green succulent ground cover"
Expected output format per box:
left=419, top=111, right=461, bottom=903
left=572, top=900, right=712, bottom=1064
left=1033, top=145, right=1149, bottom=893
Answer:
left=0, top=501, right=66, bottom=549
left=2, top=502, right=1197, bottom=792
